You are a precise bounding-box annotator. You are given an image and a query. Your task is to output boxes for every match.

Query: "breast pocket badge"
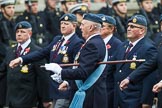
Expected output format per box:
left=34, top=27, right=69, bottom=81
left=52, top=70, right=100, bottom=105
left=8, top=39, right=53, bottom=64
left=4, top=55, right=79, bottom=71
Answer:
left=21, top=65, right=29, bottom=73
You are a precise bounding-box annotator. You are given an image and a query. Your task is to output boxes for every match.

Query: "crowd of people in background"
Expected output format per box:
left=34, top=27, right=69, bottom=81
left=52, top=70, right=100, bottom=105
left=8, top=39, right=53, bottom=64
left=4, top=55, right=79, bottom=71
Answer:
left=0, top=0, right=162, bottom=108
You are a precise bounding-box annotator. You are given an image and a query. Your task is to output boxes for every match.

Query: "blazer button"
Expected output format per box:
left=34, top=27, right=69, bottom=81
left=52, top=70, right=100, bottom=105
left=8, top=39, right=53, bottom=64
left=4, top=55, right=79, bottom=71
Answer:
left=119, top=70, right=122, bottom=73
left=117, top=82, right=120, bottom=84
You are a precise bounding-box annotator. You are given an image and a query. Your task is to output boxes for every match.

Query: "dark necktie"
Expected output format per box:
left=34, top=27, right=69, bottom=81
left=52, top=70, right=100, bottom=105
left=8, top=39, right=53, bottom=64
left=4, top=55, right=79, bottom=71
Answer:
left=16, top=45, right=22, bottom=57
left=124, top=43, right=133, bottom=59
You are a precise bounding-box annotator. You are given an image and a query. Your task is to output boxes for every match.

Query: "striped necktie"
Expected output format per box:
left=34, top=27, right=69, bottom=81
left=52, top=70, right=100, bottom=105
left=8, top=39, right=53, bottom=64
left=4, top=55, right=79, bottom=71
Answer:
left=16, top=45, right=22, bottom=57
left=124, top=43, right=133, bottom=59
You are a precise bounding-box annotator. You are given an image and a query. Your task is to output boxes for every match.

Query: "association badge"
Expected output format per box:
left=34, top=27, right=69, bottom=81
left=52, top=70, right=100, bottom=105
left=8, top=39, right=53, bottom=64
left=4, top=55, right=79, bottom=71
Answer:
left=21, top=65, right=29, bottom=73
left=102, top=16, right=106, bottom=21
left=64, top=16, right=68, bottom=20
left=130, top=54, right=137, bottom=69
left=130, top=62, right=136, bottom=69
left=62, top=54, right=69, bottom=63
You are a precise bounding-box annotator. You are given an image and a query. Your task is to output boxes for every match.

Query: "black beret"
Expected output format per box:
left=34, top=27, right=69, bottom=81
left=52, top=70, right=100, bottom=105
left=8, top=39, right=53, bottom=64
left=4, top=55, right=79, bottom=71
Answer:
left=83, top=13, right=102, bottom=25
left=15, top=21, right=32, bottom=30
left=60, top=13, right=77, bottom=22
left=99, top=14, right=116, bottom=26
left=128, top=15, right=147, bottom=27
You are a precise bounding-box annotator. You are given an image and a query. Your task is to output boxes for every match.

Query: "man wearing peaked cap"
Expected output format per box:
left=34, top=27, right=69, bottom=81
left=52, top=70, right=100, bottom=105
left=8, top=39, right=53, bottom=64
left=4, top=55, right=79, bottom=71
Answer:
left=0, top=0, right=15, bottom=7
left=0, top=0, right=16, bottom=44
left=112, top=0, right=126, bottom=5
left=69, top=3, right=89, bottom=14
left=25, top=0, right=38, bottom=4
left=112, top=0, right=128, bottom=42
left=139, top=0, right=159, bottom=39
left=0, top=2, right=16, bottom=106
left=100, top=14, right=122, bottom=108
left=60, top=0, right=77, bottom=14
left=16, top=0, right=52, bottom=48
left=68, top=3, right=89, bottom=39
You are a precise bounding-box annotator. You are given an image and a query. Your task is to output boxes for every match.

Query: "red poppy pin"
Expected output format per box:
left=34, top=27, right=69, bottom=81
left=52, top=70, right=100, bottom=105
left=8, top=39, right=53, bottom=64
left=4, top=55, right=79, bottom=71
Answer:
left=106, top=44, right=111, bottom=49
left=23, top=47, right=30, bottom=55
left=65, top=40, right=70, bottom=46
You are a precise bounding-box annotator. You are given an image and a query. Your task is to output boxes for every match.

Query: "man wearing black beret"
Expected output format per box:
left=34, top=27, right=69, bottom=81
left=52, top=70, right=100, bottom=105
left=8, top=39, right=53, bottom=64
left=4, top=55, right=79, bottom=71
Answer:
left=100, top=15, right=122, bottom=108
left=9, top=14, right=84, bottom=108
left=44, top=13, right=108, bottom=108
left=107, top=14, right=157, bottom=108
left=9, top=13, right=108, bottom=108
left=16, top=0, right=52, bottom=48
left=0, top=21, right=52, bottom=108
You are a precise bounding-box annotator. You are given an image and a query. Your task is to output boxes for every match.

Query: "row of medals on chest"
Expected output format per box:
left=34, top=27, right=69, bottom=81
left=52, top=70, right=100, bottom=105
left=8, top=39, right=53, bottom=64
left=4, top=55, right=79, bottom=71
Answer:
left=52, top=40, right=69, bottom=63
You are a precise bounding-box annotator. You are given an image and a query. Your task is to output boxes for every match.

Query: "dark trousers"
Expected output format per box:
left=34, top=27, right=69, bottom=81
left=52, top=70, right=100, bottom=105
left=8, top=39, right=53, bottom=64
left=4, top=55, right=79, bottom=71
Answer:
left=158, top=91, right=162, bottom=108
left=0, top=105, right=3, bottom=108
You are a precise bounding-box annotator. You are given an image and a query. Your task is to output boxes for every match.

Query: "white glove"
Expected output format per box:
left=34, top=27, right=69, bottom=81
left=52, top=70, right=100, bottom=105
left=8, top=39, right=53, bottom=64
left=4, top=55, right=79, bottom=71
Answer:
left=51, top=74, right=63, bottom=83
left=45, top=63, right=62, bottom=74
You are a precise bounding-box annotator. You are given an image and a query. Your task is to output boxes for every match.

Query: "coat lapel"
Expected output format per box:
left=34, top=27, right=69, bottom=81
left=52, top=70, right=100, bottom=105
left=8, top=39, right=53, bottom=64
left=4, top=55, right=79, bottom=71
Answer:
left=117, top=42, right=129, bottom=69
left=118, top=38, right=144, bottom=69
left=127, top=38, right=144, bottom=59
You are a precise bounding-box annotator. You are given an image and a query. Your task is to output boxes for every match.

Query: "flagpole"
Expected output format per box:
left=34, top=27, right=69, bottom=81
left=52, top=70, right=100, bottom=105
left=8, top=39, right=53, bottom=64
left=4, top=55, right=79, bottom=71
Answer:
left=40, top=59, right=145, bottom=67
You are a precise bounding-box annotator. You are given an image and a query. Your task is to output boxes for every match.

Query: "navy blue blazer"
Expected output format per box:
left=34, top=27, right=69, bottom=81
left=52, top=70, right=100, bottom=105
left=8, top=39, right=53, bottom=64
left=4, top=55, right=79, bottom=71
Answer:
left=105, top=35, right=122, bottom=108
left=22, top=34, right=84, bottom=99
left=0, top=42, right=50, bottom=107
left=61, top=35, right=107, bottom=108
left=106, top=36, right=122, bottom=85
left=128, top=47, right=162, bottom=83
left=23, top=34, right=83, bottom=65
left=108, top=37, right=157, bottom=108
left=107, top=36, right=122, bottom=60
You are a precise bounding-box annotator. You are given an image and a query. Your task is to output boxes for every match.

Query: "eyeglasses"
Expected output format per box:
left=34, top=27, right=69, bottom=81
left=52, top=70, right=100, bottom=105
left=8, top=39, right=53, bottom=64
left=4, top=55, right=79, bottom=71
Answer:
left=127, top=25, right=143, bottom=29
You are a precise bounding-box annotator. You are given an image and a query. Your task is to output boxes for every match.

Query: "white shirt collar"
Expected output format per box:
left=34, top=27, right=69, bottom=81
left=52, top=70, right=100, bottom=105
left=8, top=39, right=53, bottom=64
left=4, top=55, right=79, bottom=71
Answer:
left=130, top=36, right=144, bottom=47
left=18, top=38, right=31, bottom=53
left=103, top=34, right=113, bottom=44
left=63, top=31, right=75, bottom=41
left=62, top=31, right=75, bottom=45
left=86, top=33, right=100, bottom=43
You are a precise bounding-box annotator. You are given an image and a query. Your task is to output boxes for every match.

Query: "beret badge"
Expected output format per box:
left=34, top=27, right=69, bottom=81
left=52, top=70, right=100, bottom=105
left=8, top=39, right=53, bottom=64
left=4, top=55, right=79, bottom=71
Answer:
left=18, top=24, right=22, bottom=28
left=64, top=16, right=69, bottom=20
left=102, top=16, right=106, bottom=21
left=133, top=18, right=137, bottom=23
